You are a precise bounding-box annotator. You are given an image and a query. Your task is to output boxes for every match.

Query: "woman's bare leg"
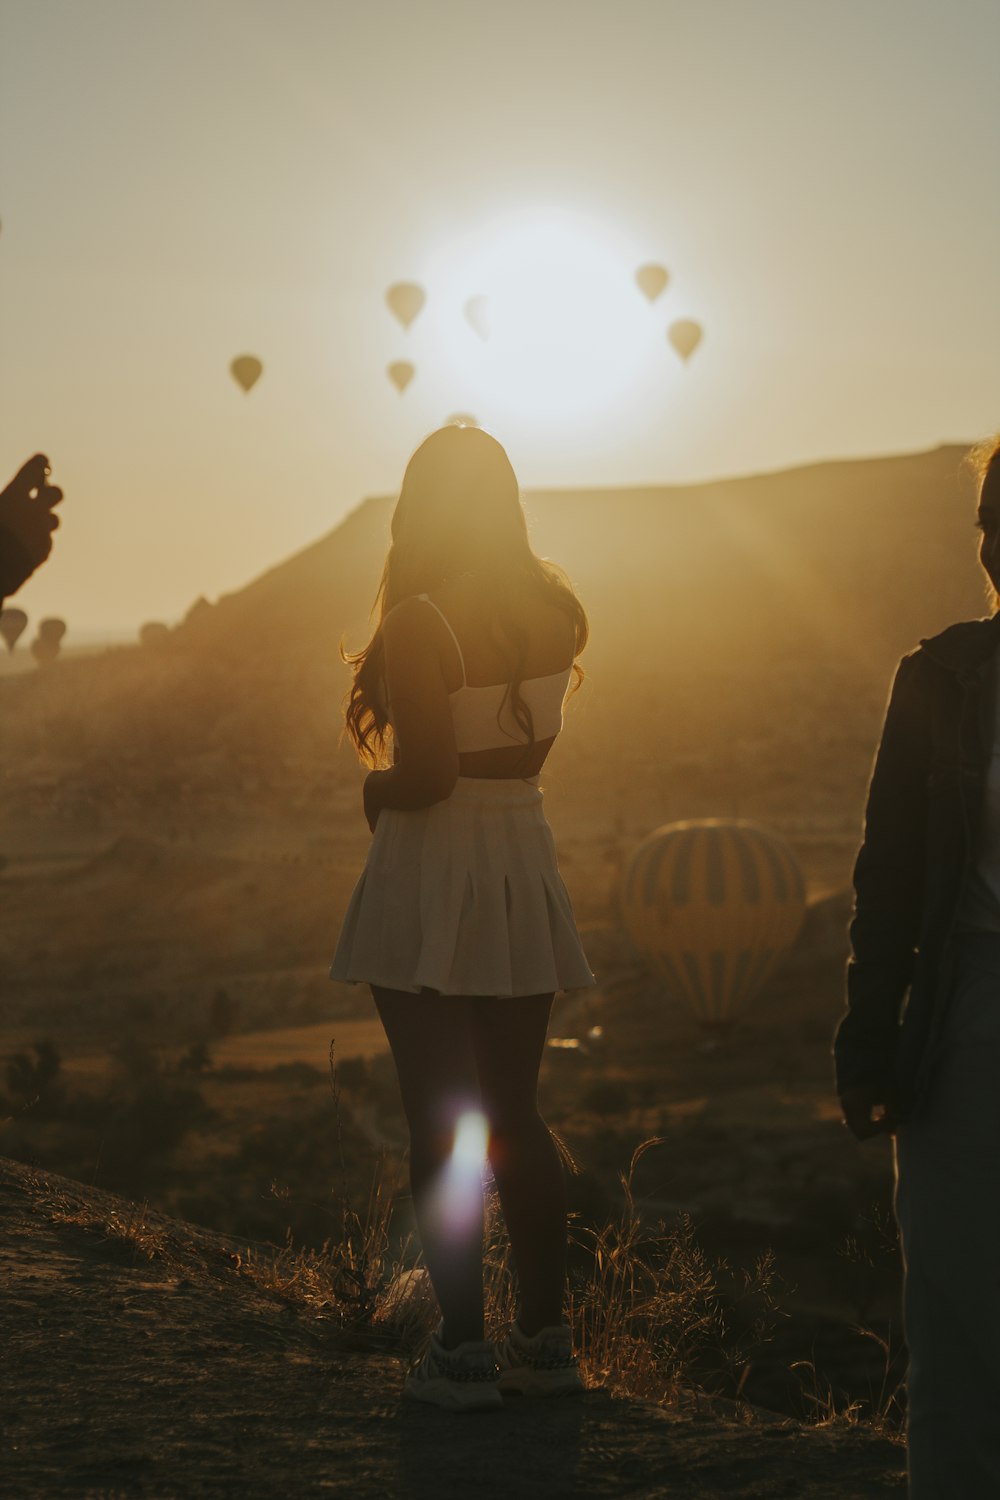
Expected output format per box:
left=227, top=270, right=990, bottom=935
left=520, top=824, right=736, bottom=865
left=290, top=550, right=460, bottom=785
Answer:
left=468, top=995, right=568, bottom=1335
left=371, top=987, right=486, bottom=1348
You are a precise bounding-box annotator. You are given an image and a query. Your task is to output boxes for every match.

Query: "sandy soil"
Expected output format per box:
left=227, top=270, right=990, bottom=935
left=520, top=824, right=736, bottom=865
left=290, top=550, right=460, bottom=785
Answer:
left=1, top=1156, right=905, bottom=1500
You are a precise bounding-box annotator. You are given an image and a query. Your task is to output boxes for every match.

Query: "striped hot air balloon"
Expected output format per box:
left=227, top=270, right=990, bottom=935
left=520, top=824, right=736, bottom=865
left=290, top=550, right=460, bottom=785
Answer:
left=621, top=820, right=805, bottom=1028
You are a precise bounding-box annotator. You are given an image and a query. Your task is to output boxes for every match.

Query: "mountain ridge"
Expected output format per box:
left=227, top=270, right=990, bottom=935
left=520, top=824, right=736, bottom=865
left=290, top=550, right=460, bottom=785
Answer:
left=0, top=441, right=986, bottom=859
left=171, top=440, right=980, bottom=665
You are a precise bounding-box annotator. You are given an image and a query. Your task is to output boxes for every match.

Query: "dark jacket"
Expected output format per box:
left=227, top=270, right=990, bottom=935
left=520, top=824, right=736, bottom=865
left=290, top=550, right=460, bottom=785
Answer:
left=834, top=611, right=1000, bottom=1117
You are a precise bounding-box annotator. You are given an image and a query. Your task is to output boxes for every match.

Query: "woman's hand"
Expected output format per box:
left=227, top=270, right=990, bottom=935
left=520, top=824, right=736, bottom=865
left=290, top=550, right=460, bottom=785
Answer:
left=840, top=1085, right=899, bottom=1141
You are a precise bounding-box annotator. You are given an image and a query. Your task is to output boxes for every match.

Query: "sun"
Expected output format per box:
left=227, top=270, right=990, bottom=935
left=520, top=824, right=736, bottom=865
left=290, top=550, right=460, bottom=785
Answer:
left=425, top=206, right=663, bottom=439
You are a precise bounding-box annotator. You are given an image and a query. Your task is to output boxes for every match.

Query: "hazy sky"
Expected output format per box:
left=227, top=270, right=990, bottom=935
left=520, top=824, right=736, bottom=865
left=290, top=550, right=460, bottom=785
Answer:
left=3, top=0, right=999, bottom=634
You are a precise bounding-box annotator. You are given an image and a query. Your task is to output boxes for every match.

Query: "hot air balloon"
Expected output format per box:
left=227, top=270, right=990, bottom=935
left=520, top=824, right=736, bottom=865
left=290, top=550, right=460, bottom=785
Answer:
left=38, top=617, right=66, bottom=646
left=621, top=819, right=805, bottom=1029
left=464, top=295, right=490, bottom=341
left=668, top=319, right=703, bottom=361
left=230, top=355, right=263, bottom=393
left=0, top=608, right=27, bottom=652
left=387, top=360, right=415, bottom=394
left=386, top=282, right=425, bottom=330
left=635, top=264, right=669, bottom=302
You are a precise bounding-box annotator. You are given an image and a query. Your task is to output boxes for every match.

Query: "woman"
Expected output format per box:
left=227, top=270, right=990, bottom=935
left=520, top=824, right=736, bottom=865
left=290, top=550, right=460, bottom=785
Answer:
left=836, top=435, right=1000, bottom=1497
left=332, top=425, right=595, bottom=1412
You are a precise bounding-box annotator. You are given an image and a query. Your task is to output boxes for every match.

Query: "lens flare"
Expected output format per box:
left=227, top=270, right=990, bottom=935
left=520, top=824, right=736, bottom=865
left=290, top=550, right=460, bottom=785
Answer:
left=452, top=1110, right=489, bottom=1168
left=424, top=1110, right=489, bottom=1242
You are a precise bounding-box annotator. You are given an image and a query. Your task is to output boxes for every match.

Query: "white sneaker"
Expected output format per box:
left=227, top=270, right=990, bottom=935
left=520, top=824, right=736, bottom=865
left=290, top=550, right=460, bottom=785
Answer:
left=496, top=1321, right=585, bottom=1397
left=403, top=1323, right=502, bottom=1413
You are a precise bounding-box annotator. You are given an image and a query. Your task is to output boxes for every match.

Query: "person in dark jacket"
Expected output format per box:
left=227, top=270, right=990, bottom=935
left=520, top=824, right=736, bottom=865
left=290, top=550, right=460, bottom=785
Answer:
left=836, top=434, right=1000, bottom=1499
left=0, top=453, right=63, bottom=610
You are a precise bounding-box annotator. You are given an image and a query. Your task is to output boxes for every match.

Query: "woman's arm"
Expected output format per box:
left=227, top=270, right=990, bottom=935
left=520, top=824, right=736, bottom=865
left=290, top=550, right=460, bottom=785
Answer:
left=362, top=599, right=459, bottom=831
left=835, top=651, right=932, bottom=1122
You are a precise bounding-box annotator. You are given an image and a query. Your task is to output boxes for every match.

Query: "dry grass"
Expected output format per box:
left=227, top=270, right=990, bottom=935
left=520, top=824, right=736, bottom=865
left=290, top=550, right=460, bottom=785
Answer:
left=245, top=1049, right=787, bottom=1409
left=791, top=1325, right=906, bottom=1437
left=33, top=1042, right=890, bottom=1429
left=567, top=1138, right=781, bottom=1406
left=240, top=1147, right=411, bottom=1340
left=251, top=1134, right=783, bottom=1408
left=786, top=1206, right=907, bottom=1436
left=49, top=1200, right=169, bottom=1263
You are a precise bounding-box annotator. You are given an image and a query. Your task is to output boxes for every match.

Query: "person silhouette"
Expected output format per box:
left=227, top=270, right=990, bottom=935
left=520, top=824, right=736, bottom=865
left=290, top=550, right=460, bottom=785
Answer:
left=331, top=425, right=594, bottom=1411
left=0, top=454, right=63, bottom=609
left=836, top=434, right=1000, bottom=1498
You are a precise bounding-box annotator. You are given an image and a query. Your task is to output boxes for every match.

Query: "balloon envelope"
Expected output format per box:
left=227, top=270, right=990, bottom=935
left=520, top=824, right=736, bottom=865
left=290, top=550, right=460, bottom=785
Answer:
left=668, top=319, right=703, bottom=361
left=0, top=608, right=28, bottom=651
left=230, top=355, right=263, bottom=393
left=635, top=263, right=669, bottom=302
left=463, top=295, right=490, bottom=340
left=386, top=282, right=425, bottom=330
left=387, top=360, right=415, bottom=394
left=38, top=617, right=66, bottom=644
left=621, top=819, right=805, bottom=1027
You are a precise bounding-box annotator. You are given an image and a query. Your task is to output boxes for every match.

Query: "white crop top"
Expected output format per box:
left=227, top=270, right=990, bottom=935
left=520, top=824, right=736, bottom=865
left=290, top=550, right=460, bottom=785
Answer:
left=388, top=595, right=573, bottom=754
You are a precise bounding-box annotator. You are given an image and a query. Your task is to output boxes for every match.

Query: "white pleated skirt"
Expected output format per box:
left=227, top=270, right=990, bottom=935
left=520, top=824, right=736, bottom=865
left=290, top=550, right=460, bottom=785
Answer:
left=330, top=777, right=595, bottom=997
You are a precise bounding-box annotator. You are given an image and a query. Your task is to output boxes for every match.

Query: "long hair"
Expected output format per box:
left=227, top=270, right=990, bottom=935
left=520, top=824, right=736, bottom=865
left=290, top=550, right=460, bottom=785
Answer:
left=967, top=432, right=1000, bottom=610
left=343, top=425, right=588, bottom=767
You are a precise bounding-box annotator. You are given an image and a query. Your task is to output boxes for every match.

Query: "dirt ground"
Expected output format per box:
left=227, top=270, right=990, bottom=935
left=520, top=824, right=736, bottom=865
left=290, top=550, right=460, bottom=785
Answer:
left=1, top=1156, right=905, bottom=1500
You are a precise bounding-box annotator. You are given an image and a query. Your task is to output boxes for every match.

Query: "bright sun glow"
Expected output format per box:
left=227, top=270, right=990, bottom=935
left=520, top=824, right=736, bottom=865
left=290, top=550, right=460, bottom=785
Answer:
left=426, top=207, right=665, bottom=439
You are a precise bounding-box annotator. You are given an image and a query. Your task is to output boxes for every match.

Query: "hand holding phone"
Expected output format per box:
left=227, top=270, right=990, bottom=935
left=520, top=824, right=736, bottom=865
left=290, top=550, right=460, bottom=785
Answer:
left=0, top=452, right=65, bottom=597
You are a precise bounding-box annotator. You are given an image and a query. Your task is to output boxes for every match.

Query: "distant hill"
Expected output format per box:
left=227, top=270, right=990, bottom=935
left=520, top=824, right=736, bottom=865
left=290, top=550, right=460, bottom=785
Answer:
left=173, top=443, right=981, bottom=670
left=0, top=444, right=985, bottom=855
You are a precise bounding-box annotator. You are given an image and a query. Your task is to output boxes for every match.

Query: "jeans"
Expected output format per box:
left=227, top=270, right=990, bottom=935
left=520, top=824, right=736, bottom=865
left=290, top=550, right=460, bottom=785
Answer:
left=894, top=932, right=1000, bottom=1499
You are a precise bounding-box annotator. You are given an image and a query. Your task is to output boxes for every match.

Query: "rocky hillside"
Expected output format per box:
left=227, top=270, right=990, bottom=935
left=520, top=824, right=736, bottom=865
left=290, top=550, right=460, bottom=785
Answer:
left=2, top=1155, right=905, bottom=1499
